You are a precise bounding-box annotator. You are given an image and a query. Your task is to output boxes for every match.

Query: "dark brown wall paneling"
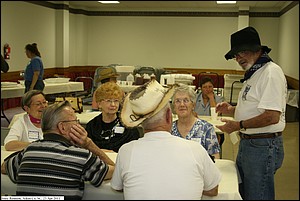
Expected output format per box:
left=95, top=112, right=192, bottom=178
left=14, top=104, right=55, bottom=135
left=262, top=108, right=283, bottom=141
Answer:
left=286, top=75, right=299, bottom=89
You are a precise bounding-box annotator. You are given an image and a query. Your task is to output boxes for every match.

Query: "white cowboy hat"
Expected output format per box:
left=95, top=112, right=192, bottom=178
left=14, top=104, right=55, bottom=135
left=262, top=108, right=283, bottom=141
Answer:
left=120, top=80, right=177, bottom=128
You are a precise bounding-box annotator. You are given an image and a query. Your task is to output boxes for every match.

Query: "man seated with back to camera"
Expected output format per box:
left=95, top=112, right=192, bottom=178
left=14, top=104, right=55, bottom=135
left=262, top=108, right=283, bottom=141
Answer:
left=2, top=101, right=115, bottom=200
left=110, top=80, right=221, bottom=199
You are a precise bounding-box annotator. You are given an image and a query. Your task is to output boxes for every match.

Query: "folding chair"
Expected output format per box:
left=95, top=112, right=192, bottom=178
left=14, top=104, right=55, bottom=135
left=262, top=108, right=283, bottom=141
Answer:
left=75, top=76, right=94, bottom=105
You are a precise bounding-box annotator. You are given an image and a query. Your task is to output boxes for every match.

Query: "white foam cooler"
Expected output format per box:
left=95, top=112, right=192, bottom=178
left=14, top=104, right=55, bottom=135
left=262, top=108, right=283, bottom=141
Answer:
left=115, top=66, right=136, bottom=81
left=160, top=74, right=195, bottom=85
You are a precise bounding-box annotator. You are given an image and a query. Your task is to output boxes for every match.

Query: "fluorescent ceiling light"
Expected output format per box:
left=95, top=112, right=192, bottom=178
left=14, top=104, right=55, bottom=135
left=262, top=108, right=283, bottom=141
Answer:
left=217, top=1, right=236, bottom=4
left=98, top=1, right=120, bottom=4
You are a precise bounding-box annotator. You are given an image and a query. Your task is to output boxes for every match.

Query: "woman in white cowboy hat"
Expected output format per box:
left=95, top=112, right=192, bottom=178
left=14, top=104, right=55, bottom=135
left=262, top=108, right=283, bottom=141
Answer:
left=111, top=80, right=221, bottom=200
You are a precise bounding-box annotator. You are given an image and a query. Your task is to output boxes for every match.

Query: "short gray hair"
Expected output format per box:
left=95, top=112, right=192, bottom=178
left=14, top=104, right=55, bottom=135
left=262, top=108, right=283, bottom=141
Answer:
left=171, top=84, right=196, bottom=104
left=41, top=101, right=72, bottom=133
left=142, top=103, right=170, bottom=131
left=21, top=90, right=45, bottom=110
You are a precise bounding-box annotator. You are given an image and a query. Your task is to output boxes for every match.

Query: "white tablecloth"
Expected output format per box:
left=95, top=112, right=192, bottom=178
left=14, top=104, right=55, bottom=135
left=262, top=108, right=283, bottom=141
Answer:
left=202, top=159, right=242, bottom=200
left=1, top=146, right=241, bottom=200
left=1, top=82, right=84, bottom=99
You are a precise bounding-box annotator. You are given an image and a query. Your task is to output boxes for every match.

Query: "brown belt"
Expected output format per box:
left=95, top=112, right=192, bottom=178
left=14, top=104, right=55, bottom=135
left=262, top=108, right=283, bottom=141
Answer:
left=239, top=132, right=282, bottom=139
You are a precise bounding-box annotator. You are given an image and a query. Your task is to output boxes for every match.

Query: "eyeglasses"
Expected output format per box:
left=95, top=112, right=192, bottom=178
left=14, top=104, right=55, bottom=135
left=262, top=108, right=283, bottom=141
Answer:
left=102, top=99, right=120, bottom=104
left=174, top=98, right=192, bottom=105
left=60, top=119, right=80, bottom=124
left=100, top=130, right=115, bottom=140
left=99, top=119, right=121, bottom=141
left=233, top=51, right=248, bottom=59
left=31, top=101, right=48, bottom=107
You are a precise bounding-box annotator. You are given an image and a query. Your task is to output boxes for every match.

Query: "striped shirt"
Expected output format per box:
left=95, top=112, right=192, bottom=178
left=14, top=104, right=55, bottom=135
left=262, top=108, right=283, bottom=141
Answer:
left=4, top=133, right=108, bottom=200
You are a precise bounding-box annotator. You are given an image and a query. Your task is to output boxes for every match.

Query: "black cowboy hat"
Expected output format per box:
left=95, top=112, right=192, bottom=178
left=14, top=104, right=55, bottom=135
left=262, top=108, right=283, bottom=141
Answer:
left=225, top=26, right=271, bottom=60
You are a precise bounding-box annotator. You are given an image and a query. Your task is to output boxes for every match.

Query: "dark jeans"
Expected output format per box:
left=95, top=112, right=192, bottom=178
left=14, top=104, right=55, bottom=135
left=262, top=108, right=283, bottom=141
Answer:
left=25, top=80, right=45, bottom=93
left=236, top=135, right=284, bottom=200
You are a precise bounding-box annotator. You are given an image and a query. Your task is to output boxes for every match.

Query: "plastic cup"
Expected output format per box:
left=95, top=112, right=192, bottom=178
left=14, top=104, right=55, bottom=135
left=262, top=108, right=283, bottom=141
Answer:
left=210, top=107, right=218, bottom=120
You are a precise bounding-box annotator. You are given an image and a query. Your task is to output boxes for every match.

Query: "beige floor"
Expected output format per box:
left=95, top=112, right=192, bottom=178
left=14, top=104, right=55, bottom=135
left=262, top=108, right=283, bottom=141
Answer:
left=1, top=106, right=299, bottom=200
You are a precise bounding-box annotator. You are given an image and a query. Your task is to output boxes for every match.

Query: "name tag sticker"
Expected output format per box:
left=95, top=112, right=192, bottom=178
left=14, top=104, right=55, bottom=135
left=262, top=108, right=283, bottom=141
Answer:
left=114, top=126, right=125, bottom=134
left=28, top=131, right=39, bottom=140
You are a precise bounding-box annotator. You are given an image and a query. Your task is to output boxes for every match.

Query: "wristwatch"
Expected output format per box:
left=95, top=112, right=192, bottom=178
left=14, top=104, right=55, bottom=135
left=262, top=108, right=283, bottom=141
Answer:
left=239, top=120, right=246, bottom=131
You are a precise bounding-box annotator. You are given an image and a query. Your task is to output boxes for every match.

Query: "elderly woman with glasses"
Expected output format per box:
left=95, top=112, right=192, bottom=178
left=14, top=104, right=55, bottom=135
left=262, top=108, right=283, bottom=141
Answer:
left=85, top=82, right=140, bottom=153
left=4, top=90, right=48, bottom=151
left=171, top=84, right=221, bottom=159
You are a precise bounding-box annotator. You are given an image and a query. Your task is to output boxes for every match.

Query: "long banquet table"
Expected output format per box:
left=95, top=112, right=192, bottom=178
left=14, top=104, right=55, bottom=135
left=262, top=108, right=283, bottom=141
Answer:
left=1, top=81, right=84, bottom=123
left=1, top=146, right=242, bottom=200
left=75, top=111, right=240, bottom=144
left=1, top=82, right=84, bottom=99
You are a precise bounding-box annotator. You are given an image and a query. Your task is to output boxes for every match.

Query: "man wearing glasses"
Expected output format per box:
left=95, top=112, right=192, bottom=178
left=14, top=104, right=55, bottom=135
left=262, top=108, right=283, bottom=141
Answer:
left=216, top=26, right=286, bottom=200
left=2, top=100, right=115, bottom=199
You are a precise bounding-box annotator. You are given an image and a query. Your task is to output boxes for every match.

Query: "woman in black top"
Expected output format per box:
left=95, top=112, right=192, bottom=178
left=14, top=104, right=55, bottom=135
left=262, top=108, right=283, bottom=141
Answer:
left=86, top=82, right=140, bottom=152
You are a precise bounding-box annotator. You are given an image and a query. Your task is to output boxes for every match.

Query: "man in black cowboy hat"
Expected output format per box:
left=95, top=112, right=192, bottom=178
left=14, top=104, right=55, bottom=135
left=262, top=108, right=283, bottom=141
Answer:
left=216, top=26, right=287, bottom=200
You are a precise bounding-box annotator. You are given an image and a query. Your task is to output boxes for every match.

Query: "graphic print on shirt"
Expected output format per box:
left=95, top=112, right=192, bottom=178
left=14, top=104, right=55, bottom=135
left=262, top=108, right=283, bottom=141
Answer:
left=242, top=84, right=251, bottom=101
